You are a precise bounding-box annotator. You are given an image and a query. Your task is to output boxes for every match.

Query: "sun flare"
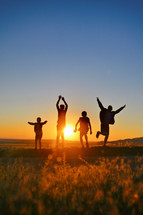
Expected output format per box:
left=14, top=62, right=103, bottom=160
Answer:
left=64, top=125, right=74, bottom=137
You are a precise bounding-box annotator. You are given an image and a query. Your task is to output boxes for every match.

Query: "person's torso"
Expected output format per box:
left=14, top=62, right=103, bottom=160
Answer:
left=34, top=123, right=42, bottom=134
left=58, top=109, right=66, bottom=124
left=100, top=109, right=114, bottom=125
left=104, top=112, right=114, bottom=124
left=79, top=117, right=89, bottom=131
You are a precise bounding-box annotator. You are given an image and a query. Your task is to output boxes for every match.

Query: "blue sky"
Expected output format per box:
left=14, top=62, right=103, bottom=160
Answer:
left=0, top=0, right=143, bottom=140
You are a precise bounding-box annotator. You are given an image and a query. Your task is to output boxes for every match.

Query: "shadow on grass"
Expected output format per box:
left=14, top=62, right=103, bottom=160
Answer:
left=0, top=146, right=143, bottom=169
left=0, top=146, right=143, bottom=158
left=0, top=148, right=53, bottom=158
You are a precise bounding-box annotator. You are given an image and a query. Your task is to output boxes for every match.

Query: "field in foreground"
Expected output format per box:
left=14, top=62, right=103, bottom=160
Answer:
left=0, top=139, right=143, bottom=215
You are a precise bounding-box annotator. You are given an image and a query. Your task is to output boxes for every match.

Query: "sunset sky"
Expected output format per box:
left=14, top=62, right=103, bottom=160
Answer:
left=0, top=0, right=143, bottom=142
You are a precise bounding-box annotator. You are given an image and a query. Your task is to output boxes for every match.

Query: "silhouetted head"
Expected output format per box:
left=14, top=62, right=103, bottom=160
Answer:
left=108, top=105, right=113, bottom=112
left=60, top=104, right=65, bottom=110
left=37, top=117, right=41, bottom=123
left=82, top=111, right=87, bottom=117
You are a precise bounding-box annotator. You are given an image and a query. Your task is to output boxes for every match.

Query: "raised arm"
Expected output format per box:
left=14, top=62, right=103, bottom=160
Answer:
left=62, top=97, right=68, bottom=111
left=56, top=95, right=61, bottom=110
left=41, top=120, right=48, bottom=125
left=28, top=122, right=35, bottom=125
left=114, top=105, right=126, bottom=114
left=97, top=97, right=104, bottom=110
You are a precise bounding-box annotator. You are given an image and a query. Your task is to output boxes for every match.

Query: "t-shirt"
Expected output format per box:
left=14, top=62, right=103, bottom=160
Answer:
left=34, top=123, right=42, bottom=135
left=57, top=109, right=67, bottom=128
left=100, top=109, right=115, bottom=125
left=79, top=117, right=90, bottom=134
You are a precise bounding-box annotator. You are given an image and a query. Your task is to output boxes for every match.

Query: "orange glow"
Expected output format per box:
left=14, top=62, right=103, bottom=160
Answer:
left=0, top=112, right=142, bottom=141
left=64, top=125, right=74, bottom=138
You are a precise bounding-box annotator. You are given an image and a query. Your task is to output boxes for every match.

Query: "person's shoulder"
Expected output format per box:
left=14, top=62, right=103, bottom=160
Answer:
left=101, top=107, right=106, bottom=111
left=103, top=108, right=108, bottom=112
left=112, top=111, right=115, bottom=114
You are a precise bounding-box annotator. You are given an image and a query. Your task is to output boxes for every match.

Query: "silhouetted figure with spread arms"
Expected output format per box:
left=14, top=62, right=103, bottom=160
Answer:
left=56, top=95, right=68, bottom=149
left=74, top=111, right=92, bottom=148
left=96, top=97, right=126, bottom=146
left=28, top=117, right=47, bottom=149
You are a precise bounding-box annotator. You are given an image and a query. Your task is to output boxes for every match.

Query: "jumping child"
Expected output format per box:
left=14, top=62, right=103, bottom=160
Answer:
left=56, top=95, right=68, bottom=149
left=96, top=97, right=126, bottom=146
left=28, top=117, right=47, bottom=149
left=74, top=111, right=92, bottom=148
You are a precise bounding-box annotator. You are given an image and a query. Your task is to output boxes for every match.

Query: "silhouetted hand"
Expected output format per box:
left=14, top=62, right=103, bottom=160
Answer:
left=59, top=95, right=62, bottom=100
left=90, top=131, right=92, bottom=135
left=73, top=128, right=77, bottom=133
left=62, top=97, right=65, bottom=101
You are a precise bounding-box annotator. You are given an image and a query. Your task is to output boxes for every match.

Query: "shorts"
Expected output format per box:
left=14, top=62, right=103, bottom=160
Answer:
left=101, top=124, right=109, bottom=135
left=79, top=128, right=89, bottom=135
left=57, top=123, right=65, bottom=131
left=36, top=133, right=42, bottom=140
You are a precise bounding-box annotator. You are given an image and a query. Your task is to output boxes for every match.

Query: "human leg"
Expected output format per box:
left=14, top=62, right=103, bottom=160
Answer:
left=61, top=130, right=64, bottom=148
left=96, top=131, right=101, bottom=138
left=104, top=134, right=109, bottom=146
left=97, top=124, right=109, bottom=146
left=85, top=134, right=89, bottom=148
left=35, top=135, right=38, bottom=149
left=103, top=125, right=109, bottom=146
left=96, top=123, right=106, bottom=138
left=39, top=138, right=41, bottom=149
left=80, top=133, right=84, bottom=148
left=56, top=130, right=60, bottom=149
left=35, top=140, right=37, bottom=149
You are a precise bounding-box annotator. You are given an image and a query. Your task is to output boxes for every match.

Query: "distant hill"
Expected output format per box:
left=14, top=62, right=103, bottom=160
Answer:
left=0, top=137, right=143, bottom=148
left=110, top=137, right=143, bottom=145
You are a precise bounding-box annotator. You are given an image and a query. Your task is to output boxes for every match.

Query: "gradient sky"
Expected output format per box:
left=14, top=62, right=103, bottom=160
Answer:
left=0, top=0, right=143, bottom=141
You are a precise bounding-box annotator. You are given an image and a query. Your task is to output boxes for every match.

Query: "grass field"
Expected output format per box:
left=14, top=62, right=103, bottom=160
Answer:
left=0, top=139, right=143, bottom=215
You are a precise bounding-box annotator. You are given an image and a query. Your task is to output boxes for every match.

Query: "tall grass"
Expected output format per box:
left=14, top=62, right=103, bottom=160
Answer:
left=0, top=156, right=143, bottom=215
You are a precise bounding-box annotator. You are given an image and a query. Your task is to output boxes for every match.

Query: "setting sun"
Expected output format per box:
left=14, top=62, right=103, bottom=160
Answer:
left=64, top=125, right=74, bottom=137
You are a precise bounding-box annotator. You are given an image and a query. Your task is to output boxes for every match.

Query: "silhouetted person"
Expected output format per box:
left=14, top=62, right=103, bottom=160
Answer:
left=28, top=117, right=47, bottom=149
left=74, top=111, right=92, bottom=148
left=56, top=95, right=68, bottom=149
left=96, top=97, right=126, bottom=146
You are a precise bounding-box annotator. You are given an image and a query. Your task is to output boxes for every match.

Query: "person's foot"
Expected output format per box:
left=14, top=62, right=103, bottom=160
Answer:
left=96, top=131, right=100, bottom=138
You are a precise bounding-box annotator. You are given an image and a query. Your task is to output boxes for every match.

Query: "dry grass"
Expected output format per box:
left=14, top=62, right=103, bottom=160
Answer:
left=0, top=153, right=143, bottom=215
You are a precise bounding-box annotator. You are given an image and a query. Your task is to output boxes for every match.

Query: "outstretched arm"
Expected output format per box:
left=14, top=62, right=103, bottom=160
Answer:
left=114, top=105, right=126, bottom=114
left=56, top=95, right=61, bottom=110
left=62, top=97, right=68, bottom=111
left=41, top=120, right=48, bottom=125
left=97, top=97, right=104, bottom=110
left=28, top=122, right=35, bottom=125
left=74, top=119, right=80, bottom=132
